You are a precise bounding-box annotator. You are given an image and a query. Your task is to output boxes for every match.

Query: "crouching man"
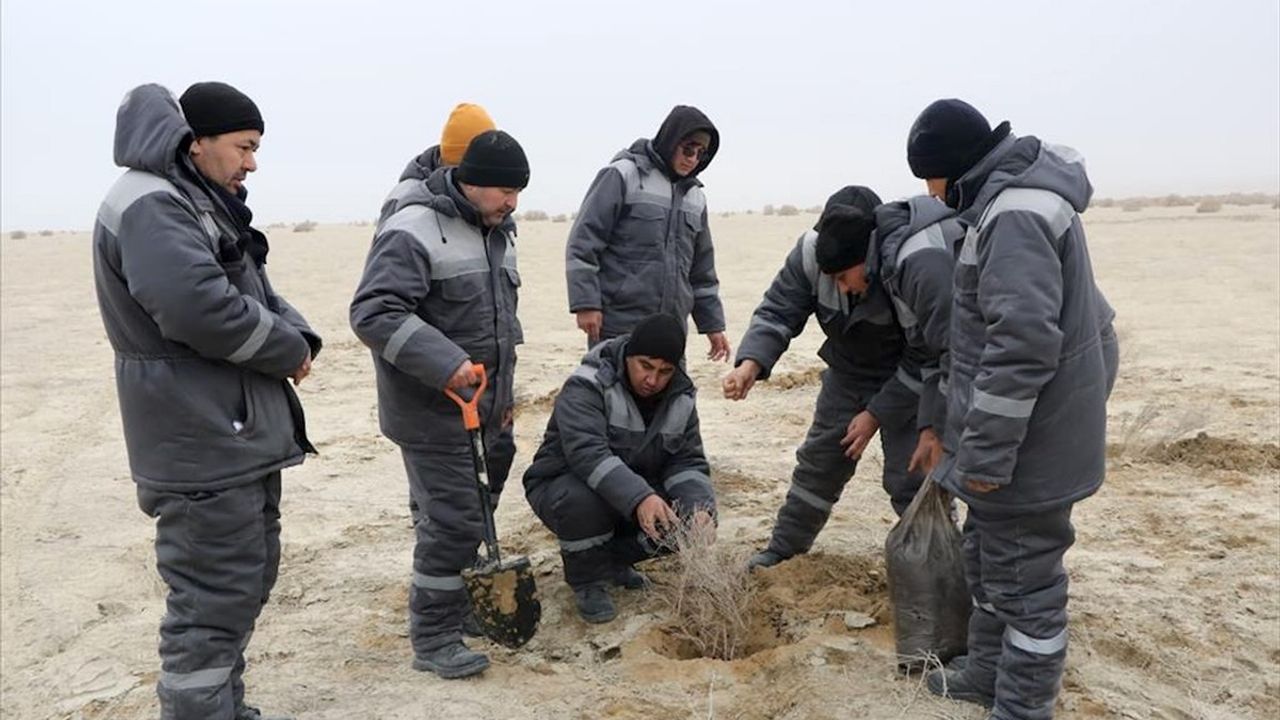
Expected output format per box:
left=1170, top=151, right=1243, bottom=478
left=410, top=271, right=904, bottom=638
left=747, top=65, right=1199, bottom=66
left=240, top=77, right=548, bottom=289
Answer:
left=524, top=314, right=716, bottom=623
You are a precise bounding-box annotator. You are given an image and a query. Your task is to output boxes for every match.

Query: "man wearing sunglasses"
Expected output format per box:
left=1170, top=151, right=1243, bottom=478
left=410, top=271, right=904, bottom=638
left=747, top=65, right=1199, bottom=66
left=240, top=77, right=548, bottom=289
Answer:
left=565, top=105, right=730, bottom=362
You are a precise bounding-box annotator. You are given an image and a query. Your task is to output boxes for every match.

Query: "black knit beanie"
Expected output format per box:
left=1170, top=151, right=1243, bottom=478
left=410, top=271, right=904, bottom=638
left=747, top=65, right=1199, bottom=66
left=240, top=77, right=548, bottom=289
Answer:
left=815, top=205, right=876, bottom=273
left=625, top=314, right=686, bottom=364
left=907, top=99, right=1010, bottom=180
left=815, top=185, right=882, bottom=231
left=179, top=82, right=264, bottom=137
left=455, top=130, right=530, bottom=189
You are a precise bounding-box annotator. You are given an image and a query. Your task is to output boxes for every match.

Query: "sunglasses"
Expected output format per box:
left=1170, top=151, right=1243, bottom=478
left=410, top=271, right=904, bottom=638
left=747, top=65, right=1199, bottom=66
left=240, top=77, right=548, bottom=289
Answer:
left=678, top=142, right=709, bottom=160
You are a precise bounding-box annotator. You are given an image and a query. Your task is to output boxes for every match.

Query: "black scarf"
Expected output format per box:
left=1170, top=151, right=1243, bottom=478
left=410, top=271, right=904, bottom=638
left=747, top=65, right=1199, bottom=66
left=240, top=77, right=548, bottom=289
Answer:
left=210, top=183, right=271, bottom=267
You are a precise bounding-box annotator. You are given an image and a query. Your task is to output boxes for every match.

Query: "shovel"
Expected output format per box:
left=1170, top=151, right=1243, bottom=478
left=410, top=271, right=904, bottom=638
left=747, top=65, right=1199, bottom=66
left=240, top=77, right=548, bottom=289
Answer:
left=444, top=365, right=541, bottom=649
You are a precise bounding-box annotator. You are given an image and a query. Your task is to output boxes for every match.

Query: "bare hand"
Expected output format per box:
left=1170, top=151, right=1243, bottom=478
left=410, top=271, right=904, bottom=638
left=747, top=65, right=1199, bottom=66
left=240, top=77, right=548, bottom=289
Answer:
left=576, top=310, right=603, bottom=344
left=965, top=479, right=1001, bottom=494
left=908, top=427, right=944, bottom=474
left=635, top=494, right=679, bottom=541
left=707, top=332, right=731, bottom=362
left=721, top=360, right=760, bottom=401
left=840, top=410, right=881, bottom=460
left=446, top=360, right=482, bottom=391
left=291, top=352, right=312, bottom=386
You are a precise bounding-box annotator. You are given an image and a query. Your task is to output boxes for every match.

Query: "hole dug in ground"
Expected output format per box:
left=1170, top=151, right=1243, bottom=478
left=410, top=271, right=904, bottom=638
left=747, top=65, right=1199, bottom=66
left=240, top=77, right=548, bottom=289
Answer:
left=648, top=551, right=890, bottom=662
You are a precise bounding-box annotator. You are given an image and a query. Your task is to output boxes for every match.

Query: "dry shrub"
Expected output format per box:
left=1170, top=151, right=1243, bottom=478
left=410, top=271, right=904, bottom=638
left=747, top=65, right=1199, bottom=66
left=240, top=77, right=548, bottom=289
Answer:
left=292, top=220, right=318, bottom=233
left=1121, top=200, right=1145, bottom=213
left=777, top=204, right=799, bottom=216
left=762, top=204, right=775, bottom=216
left=1094, top=197, right=1115, bottom=208
left=521, top=210, right=548, bottom=222
left=804, top=205, right=822, bottom=214
left=1111, top=401, right=1202, bottom=460
left=38, top=230, right=53, bottom=237
left=551, top=213, right=568, bottom=223
left=652, top=519, right=754, bottom=661
left=9, top=230, right=27, bottom=239
left=1196, top=200, right=1222, bottom=213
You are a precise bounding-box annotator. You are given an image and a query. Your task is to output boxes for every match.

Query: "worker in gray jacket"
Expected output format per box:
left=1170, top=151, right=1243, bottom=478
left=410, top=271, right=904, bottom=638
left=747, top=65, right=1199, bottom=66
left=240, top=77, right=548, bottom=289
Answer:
left=376, top=103, right=497, bottom=526
left=378, top=102, right=496, bottom=225
left=906, top=99, right=1119, bottom=720
left=722, top=187, right=925, bottom=569
left=93, top=82, right=319, bottom=720
left=565, top=105, right=730, bottom=361
left=350, top=130, right=529, bottom=679
left=524, top=314, right=716, bottom=623
left=868, top=196, right=967, bottom=474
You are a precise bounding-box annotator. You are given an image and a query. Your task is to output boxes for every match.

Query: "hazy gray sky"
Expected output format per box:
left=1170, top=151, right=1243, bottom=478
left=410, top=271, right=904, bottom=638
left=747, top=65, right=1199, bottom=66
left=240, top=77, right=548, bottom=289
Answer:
left=2, top=0, right=1278, bottom=230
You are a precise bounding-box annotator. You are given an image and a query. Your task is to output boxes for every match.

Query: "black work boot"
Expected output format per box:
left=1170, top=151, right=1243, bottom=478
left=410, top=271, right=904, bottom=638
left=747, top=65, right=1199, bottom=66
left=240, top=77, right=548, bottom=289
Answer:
left=612, top=565, right=651, bottom=590
left=926, top=668, right=996, bottom=709
left=235, top=703, right=294, bottom=720
left=412, top=641, right=490, bottom=679
left=746, top=549, right=787, bottom=570
left=573, top=582, right=617, bottom=623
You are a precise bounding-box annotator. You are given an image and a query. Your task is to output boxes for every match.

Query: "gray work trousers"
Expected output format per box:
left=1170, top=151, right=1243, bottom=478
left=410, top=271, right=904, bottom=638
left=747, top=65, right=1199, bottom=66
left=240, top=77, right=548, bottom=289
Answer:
left=964, top=505, right=1076, bottom=720
left=400, top=427, right=515, bottom=656
left=137, top=472, right=282, bottom=720
left=766, top=370, right=924, bottom=558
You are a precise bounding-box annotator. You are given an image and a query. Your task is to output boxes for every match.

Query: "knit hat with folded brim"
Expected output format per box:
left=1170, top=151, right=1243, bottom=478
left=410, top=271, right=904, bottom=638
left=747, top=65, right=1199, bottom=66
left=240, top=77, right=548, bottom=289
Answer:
left=440, top=103, right=496, bottom=166
left=455, top=130, right=530, bottom=189
left=907, top=98, right=1010, bottom=180
left=815, top=205, right=876, bottom=273
left=179, top=81, right=264, bottom=137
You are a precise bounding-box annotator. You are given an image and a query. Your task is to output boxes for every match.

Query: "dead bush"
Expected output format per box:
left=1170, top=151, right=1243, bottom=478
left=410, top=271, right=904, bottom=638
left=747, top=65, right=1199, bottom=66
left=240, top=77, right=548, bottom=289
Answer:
left=292, top=220, right=318, bottom=233
left=777, top=205, right=799, bottom=216
left=762, top=204, right=775, bottom=216
left=1121, top=201, right=1145, bottom=213
left=521, top=210, right=549, bottom=222
left=551, top=214, right=568, bottom=223
left=9, top=230, right=27, bottom=239
left=38, top=230, right=54, bottom=237
left=652, top=517, right=753, bottom=661
left=1196, top=200, right=1222, bottom=214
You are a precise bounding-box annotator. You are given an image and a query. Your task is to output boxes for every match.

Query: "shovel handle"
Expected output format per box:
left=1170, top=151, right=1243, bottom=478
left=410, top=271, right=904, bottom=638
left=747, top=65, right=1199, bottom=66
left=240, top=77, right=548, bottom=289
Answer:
left=443, top=365, right=488, bottom=431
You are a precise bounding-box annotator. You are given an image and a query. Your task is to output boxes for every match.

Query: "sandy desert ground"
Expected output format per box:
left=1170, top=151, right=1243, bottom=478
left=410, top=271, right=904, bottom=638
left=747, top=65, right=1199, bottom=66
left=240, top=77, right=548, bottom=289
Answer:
left=2, top=202, right=1278, bottom=720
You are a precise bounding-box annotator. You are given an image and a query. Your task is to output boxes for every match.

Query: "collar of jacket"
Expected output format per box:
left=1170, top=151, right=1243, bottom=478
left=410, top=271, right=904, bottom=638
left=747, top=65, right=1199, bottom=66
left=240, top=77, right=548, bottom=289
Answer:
left=422, top=168, right=517, bottom=236
left=949, top=133, right=1019, bottom=217
left=616, top=138, right=703, bottom=191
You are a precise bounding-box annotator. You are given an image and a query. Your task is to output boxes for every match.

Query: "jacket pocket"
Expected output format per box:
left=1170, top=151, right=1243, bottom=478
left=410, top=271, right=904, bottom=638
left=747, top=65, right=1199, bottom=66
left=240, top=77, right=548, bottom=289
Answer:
left=615, top=203, right=667, bottom=262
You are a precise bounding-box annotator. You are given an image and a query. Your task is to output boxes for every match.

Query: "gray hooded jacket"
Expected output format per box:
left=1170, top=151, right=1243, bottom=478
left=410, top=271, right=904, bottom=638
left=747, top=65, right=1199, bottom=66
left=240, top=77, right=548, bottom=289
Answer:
left=350, top=168, right=522, bottom=445
left=938, top=134, right=1118, bottom=513
left=870, top=196, right=966, bottom=432
left=523, top=338, right=715, bottom=518
left=564, top=139, right=725, bottom=338
left=93, top=84, right=319, bottom=492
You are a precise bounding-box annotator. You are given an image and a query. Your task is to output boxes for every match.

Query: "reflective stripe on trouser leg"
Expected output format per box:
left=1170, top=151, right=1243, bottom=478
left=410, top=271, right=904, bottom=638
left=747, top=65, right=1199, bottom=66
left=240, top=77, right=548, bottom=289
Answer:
left=971, top=505, right=1076, bottom=720
left=526, top=473, right=622, bottom=588
left=136, top=477, right=273, bottom=720
left=401, top=444, right=485, bottom=655
left=767, top=372, right=863, bottom=558
left=877, top=415, right=925, bottom=517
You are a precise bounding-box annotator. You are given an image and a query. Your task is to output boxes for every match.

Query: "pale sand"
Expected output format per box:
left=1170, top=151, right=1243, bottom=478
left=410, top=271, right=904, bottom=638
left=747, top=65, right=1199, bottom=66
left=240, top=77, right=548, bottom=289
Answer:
left=2, top=204, right=1277, bottom=719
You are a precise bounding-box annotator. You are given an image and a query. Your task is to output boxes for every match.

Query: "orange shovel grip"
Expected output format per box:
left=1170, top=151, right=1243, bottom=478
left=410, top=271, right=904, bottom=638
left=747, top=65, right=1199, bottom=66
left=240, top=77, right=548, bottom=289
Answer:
left=443, top=364, right=488, bottom=431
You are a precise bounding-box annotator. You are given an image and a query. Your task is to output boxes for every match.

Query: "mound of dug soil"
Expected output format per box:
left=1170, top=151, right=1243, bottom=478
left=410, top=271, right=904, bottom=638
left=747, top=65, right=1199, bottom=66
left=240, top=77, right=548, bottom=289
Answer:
left=1147, top=432, right=1280, bottom=471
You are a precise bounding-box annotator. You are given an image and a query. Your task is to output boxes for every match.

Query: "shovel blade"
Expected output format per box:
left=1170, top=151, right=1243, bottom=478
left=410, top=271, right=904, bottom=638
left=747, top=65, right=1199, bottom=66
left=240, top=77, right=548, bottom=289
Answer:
left=463, top=555, right=541, bottom=648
